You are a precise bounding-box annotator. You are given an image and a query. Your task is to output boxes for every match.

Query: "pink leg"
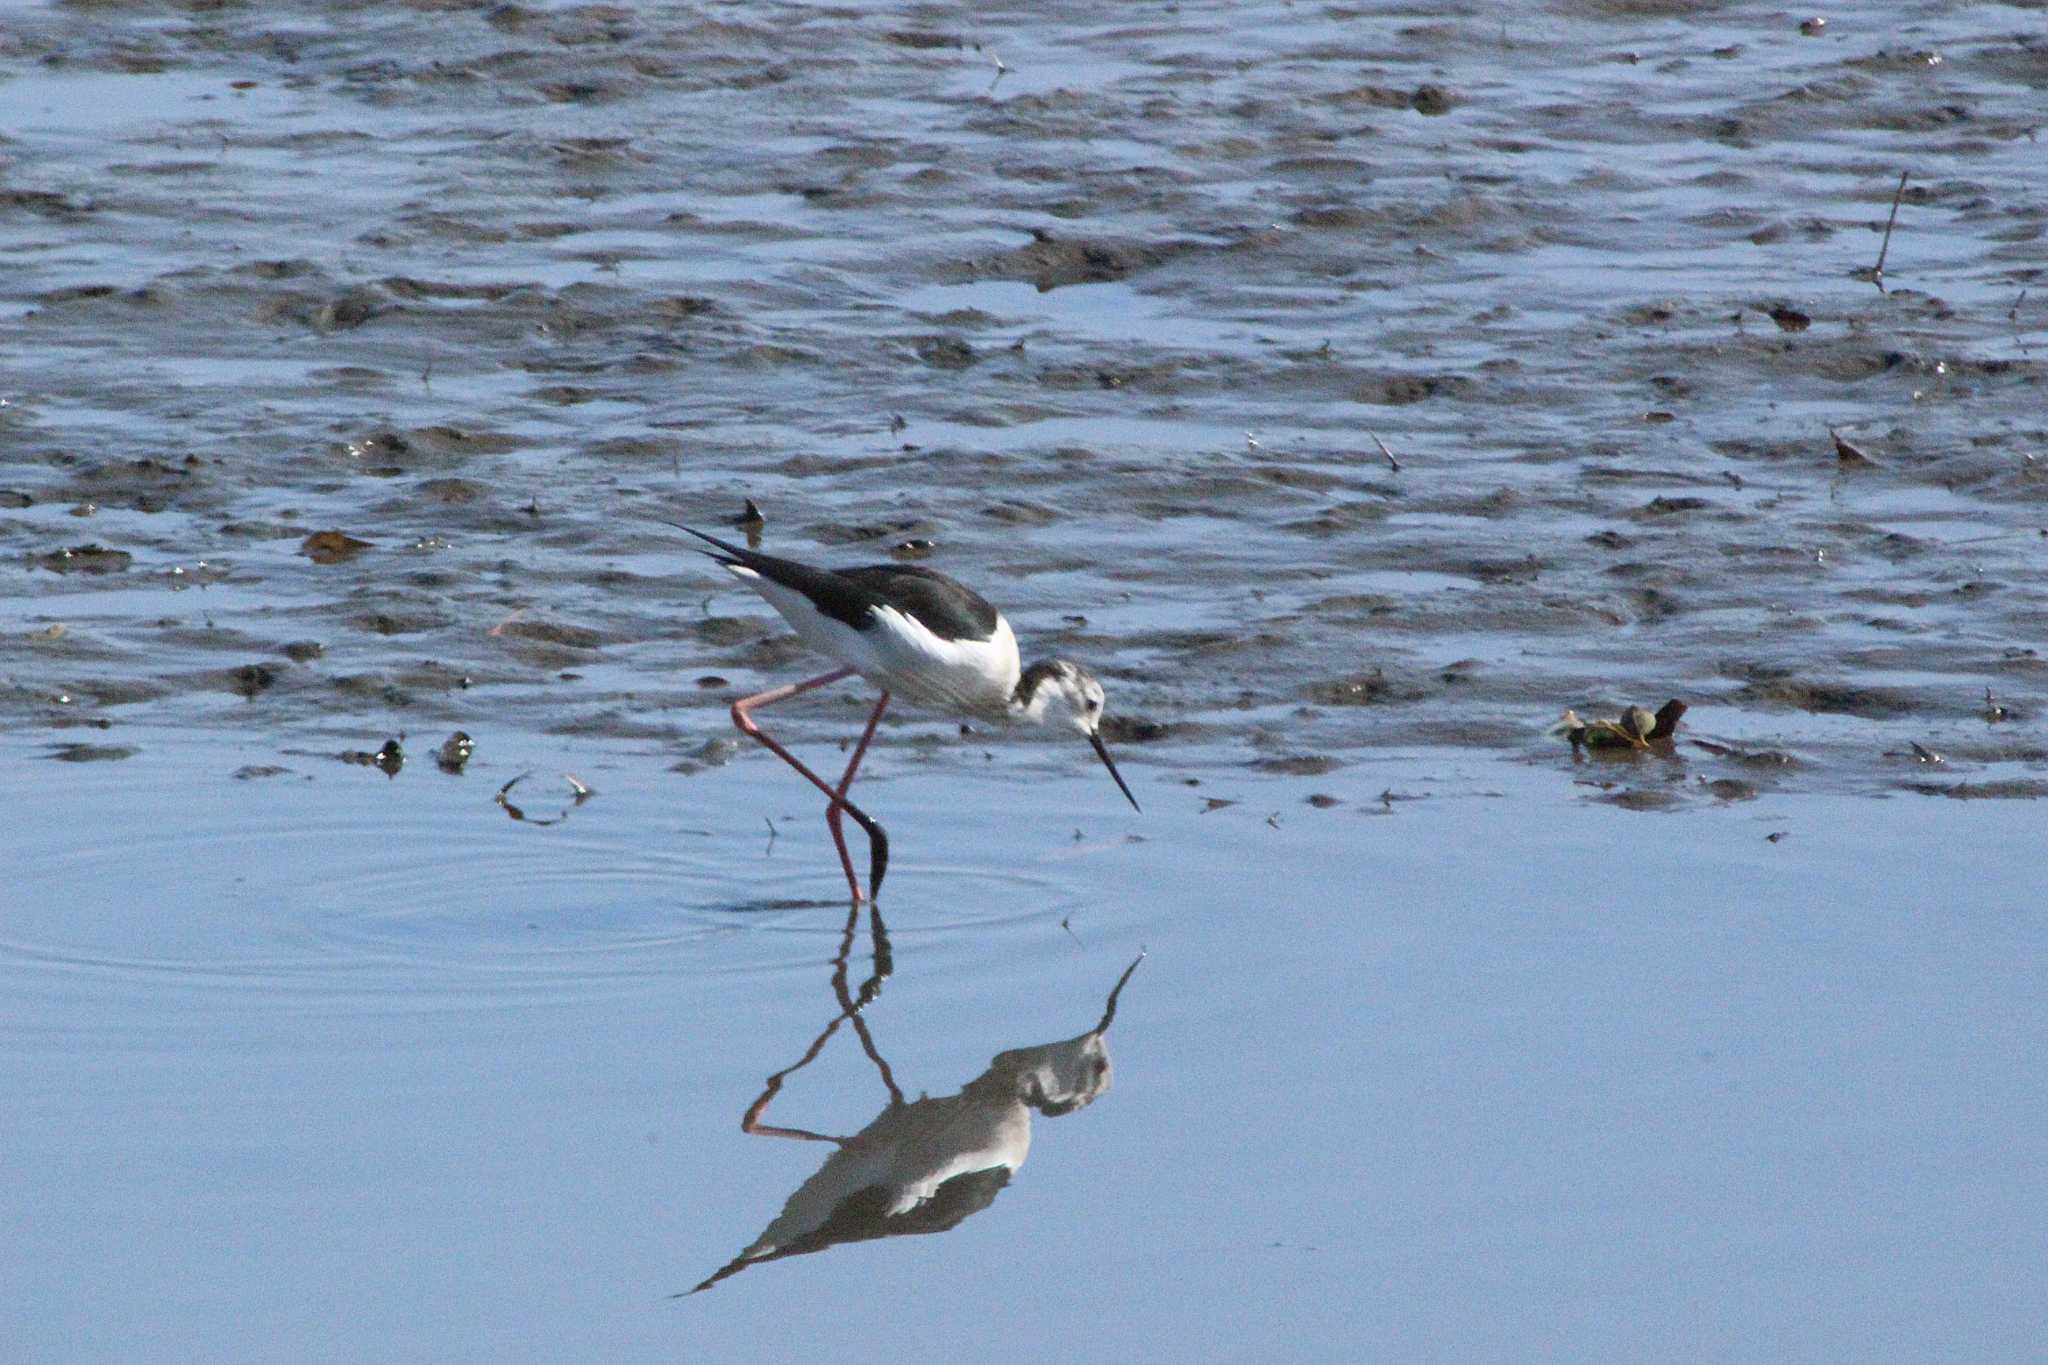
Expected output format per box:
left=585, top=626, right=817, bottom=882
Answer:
left=731, top=668, right=891, bottom=902
left=826, top=691, right=890, bottom=891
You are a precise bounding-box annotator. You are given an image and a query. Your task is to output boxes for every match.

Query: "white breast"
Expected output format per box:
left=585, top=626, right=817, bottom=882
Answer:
left=732, top=566, right=1022, bottom=716
left=861, top=605, right=1020, bottom=714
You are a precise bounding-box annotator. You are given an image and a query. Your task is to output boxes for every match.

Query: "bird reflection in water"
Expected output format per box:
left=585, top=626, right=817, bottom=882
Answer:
left=681, top=908, right=1143, bottom=1296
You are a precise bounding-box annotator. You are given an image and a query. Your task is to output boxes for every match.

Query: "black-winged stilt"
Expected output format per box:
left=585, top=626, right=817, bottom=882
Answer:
left=673, top=524, right=1140, bottom=902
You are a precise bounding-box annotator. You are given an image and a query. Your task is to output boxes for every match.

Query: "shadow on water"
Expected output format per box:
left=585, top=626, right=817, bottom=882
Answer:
left=683, top=903, right=1142, bottom=1297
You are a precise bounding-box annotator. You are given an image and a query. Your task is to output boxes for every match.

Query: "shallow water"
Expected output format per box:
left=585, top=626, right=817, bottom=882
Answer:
left=4, top=0, right=2046, bottom=1358
left=4, top=728, right=2043, bottom=1359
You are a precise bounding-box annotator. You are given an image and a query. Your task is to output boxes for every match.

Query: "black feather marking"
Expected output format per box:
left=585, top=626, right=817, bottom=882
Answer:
left=667, top=524, right=999, bottom=641
left=1013, top=659, right=1064, bottom=710
left=839, top=565, right=999, bottom=643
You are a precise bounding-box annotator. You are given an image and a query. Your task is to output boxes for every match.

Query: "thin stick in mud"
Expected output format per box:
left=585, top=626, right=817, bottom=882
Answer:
left=1872, top=170, right=1908, bottom=291
left=1368, top=430, right=1400, bottom=473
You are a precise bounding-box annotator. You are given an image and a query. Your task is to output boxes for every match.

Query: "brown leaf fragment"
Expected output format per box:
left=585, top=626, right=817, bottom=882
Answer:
left=300, top=530, right=374, bottom=563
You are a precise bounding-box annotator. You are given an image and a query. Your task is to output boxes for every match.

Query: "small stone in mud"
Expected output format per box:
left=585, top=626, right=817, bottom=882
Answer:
left=280, top=640, right=325, bottom=662
left=0, top=490, right=32, bottom=509
left=1102, top=714, right=1170, bottom=743
left=1257, top=754, right=1340, bottom=776
left=914, top=336, right=977, bottom=370
left=1305, top=793, right=1342, bottom=809
left=234, top=662, right=283, bottom=697
left=1316, top=672, right=1391, bottom=705
left=300, top=530, right=374, bottom=563
left=950, top=232, right=1194, bottom=292
left=1767, top=305, right=1811, bottom=332
left=414, top=477, right=488, bottom=504
left=1596, top=788, right=1684, bottom=812
left=1411, top=85, right=1454, bottom=116
left=695, top=674, right=729, bottom=688
left=233, top=765, right=293, bottom=780
left=1702, top=778, right=1759, bottom=801
left=316, top=288, right=387, bottom=333
left=355, top=431, right=411, bottom=459
left=37, top=544, right=131, bottom=574
left=47, top=743, right=138, bottom=762
left=671, top=736, right=739, bottom=773
left=1799, top=16, right=1827, bottom=35
left=436, top=731, right=474, bottom=773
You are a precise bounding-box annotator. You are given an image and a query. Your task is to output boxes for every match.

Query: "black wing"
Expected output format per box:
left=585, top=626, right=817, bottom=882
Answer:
left=674, top=525, right=997, bottom=642
left=839, top=565, right=999, bottom=643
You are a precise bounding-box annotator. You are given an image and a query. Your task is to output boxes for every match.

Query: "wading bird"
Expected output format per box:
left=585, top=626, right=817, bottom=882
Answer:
left=674, top=524, right=1140, bottom=902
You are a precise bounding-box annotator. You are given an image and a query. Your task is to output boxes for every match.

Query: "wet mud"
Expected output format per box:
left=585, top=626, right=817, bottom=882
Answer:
left=3, top=0, right=2045, bottom=805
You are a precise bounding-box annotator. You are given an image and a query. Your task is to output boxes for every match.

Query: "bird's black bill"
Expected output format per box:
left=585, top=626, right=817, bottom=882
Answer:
left=1093, top=950, right=1146, bottom=1035
left=1089, top=731, right=1141, bottom=812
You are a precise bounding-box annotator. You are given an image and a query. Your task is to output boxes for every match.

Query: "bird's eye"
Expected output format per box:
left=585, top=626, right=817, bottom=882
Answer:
left=1086, top=699, right=1100, bottom=713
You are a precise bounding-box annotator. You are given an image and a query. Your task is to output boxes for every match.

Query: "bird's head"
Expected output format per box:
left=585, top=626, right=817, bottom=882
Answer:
left=1015, top=660, right=1140, bottom=812
left=986, top=952, right=1144, bottom=1116
left=1020, top=659, right=1106, bottom=735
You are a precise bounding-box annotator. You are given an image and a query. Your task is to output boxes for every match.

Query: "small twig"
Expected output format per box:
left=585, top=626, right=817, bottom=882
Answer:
left=1872, top=170, right=1908, bottom=292
left=1942, top=529, right=2043, bottom=548
left=1367, top=430, right=1401, bottom=473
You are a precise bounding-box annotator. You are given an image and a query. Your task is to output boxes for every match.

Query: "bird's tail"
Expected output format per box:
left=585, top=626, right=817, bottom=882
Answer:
left=653, top=518, right=749, bottom=567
